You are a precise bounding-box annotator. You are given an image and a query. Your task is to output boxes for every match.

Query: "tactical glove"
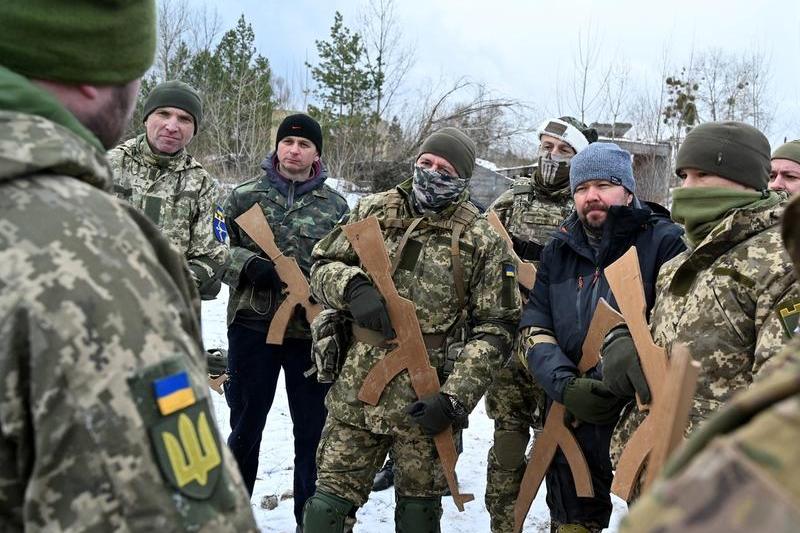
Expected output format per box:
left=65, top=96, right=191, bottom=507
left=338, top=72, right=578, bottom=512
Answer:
left=345, top=277, right=395, bottom=341
left=244, top=256, right=281, bottom=291
left=601, top=327, right=651, bottom=404
left=189, top=262, right=222, bottom=300
left=206, top=348, right=228, bottom=377
left=406, top=393, right=468, bottom=437
left=562, top=377, right=627, bottom=425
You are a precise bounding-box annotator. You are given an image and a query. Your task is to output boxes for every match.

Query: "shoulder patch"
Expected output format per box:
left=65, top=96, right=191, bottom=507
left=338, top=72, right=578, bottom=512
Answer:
left=213, top=204, right=228, bottom=244
left=776, top=298, right=800, bottom=338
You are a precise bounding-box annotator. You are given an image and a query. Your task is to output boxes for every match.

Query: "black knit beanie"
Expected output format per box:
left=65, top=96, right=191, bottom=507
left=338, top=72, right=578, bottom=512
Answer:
left=276, top=113, right=323, bottom=155
left=143, top=80, right=203, bottom=134
left=675, top=121, right=770, bottom=190
left=417, top=127, right=476, bottom=180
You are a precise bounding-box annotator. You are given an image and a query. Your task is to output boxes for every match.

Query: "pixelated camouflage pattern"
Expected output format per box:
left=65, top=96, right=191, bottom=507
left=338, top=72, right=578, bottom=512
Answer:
left=315, top=417, right=448, bottom=506
left=108, top=134, right=227, bottom=292
left=222, top=172, right=348, bottom=338
left=0, top=110, right=256, bottom=531
left=310, top=179, right=520, bottom=435
left=620, top=346, right=800, bottom=532
left=612, top=198, right=799, bottom=466
left=488, top=175, right=574, bottom=250
left=483, top=175, right=571, bottom=533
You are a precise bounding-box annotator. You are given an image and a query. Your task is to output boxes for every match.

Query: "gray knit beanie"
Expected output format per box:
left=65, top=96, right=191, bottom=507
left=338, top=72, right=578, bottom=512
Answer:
left=569, top=142, right=635, bottom=194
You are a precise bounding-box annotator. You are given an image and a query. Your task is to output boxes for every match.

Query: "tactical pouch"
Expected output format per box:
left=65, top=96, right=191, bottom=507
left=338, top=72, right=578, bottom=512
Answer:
left=310, top=309, right=352, bottom=383
left=439, top=319, right=469, bottom=384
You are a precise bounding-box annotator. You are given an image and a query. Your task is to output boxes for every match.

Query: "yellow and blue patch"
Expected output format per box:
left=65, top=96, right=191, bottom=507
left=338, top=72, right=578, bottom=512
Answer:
left=213, top=204, right=228, bottom=243
left=504, top=263, right=517, bottom=277
left=153, top=371, right=197, bottom=416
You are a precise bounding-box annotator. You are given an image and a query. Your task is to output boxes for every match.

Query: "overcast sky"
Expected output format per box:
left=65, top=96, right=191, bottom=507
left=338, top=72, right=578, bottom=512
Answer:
left=204, top=0, right=800, bottom=148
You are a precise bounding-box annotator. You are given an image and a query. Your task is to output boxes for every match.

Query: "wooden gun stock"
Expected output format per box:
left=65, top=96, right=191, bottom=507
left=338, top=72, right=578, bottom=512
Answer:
left=513, top=298, right=624, bottom=532
left=487, top=211, right=537, bottom=291
left=605, top=247, right=699, bottom=500
left=342, top=216, right=474, bottom=511
left=234, top=204, right=321, bottom=345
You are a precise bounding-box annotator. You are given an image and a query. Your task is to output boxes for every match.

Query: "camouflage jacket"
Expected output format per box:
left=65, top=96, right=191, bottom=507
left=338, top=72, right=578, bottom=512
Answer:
left=615, top=197, right=799, bottom=448
left=0, top=110, right=256, bottom=531
left=222, top=154, right=349, bottom=338
left=488, top=176, right=573, bottom=263
left=620, top=337, right=800, bottom=532
left=310, top=179, right=521, bottom=435
left=108, top=134, right=227, bottom=299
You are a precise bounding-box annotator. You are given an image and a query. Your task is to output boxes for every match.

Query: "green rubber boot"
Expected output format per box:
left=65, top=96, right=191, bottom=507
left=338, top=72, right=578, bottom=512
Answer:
left=395, top=495, right=442, bottom=533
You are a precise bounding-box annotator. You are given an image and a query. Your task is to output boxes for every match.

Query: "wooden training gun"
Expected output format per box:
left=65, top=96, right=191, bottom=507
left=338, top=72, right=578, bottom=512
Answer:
left=342, top=215, right=474, bottom=511
left=513, top=298, right=624, bottom=532
left=605, top=247, right=700, bottom=500
left=235, top=203, right=322, bottom=345
left=486, top=211, right=537, bottom=292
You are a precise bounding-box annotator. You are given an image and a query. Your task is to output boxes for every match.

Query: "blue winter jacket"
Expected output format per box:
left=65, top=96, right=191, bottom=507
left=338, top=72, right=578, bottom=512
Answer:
left=521, top=200, right=686, bottom=403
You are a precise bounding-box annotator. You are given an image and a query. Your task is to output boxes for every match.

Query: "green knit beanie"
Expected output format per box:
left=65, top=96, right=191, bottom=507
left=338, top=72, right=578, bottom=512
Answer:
left=0, top=0, right=156, bottom=85
left=675, top=121, right=771, bottom=190
left=772, top=140, right=800, bottom=166
left=417, top=127, right=476, bottom=180
left=143, top=81, right=203, bottom=133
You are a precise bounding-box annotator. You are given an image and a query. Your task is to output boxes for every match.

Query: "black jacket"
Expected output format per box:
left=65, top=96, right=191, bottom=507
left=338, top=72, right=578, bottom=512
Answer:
left=521, top=200, right=686, bottom=403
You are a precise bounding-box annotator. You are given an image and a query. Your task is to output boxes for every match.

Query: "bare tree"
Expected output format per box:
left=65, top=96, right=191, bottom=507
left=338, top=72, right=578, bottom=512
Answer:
left=604, top=60, right=631, bottom=138
left=569, top=26, right=611, bottom=123
left=156, top=0, right=191, bottom=80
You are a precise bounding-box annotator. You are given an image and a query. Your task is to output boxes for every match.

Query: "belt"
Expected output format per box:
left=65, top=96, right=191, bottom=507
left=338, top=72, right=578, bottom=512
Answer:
left=352, top=325, right=446, bottom=350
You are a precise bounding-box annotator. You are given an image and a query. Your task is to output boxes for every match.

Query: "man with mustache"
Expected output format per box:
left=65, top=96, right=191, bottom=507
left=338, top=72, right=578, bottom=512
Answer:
left=109, top=80, right=227, bottom=301
left=520, top=142, right=685, bottom=532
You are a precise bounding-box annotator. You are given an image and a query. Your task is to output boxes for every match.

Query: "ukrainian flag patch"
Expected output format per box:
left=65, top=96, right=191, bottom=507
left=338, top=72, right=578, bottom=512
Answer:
left=154, top=371, right=197, bottom=416
left=504, top=263, right=517, bottom=277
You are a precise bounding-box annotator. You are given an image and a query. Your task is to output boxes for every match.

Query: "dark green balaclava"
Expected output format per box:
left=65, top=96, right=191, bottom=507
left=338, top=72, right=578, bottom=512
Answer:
left=143, top=80, right=203, bottom=134
left=0, top=0, right=156, bottom=85
left=675, top=121, right=771, bottom=190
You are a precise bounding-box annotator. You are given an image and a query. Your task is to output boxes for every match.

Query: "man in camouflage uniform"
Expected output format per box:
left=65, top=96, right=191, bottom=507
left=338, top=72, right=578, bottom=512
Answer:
left=108, top=80, right=227, bottom=300
left=609, top=121, right=800, bottom=491
left=303, top=127, right=521, bottom=532
left=769, top=139, right=800, bottom=196
left=619, top=193, right=800, bottom=532
left=484, top=116, right=597, bottom=533
left=0, top=1, right=256, bottom=531
left=222, top=113, right=349, bottom=530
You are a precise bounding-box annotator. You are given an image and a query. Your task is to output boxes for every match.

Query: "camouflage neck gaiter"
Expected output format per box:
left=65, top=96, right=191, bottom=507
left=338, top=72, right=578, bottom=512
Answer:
left=534, top=152, right=572, bottom=197
left=411, top=165, right=468, bottom=214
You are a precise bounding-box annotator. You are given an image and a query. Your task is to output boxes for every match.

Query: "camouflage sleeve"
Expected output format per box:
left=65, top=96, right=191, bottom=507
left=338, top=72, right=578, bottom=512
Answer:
left=440, top=220, right=521, bottom=412
left=220, top=188, right=259, bottom=288
left=753, top=266, right=800, bottom=377
left=185, top=172, right=228, bottom=286
left=487, top=187, right=514, bottom=227
left=309, top=198, right=370, bottom=310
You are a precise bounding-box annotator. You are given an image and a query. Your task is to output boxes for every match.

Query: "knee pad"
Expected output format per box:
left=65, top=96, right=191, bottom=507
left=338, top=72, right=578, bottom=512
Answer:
left=395, top=496, right=442, bottom=533
left=302, top=490, right=356, bottom=533
left=493, top=429, right=529, bottom=470
left=554, top=524, right=592, bottom=533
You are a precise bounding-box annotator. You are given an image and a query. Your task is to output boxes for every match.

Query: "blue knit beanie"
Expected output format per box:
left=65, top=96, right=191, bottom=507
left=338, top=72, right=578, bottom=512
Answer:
left=569, top=142, right=635, bottom=194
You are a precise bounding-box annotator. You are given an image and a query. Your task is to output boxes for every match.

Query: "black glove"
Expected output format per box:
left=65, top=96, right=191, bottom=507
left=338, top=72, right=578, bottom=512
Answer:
left=406, top=393, right=468, bottom=437
left=601, top=327, right=651, bottom=404
left=345, top=277, right=395, bottom=340
left=189, top=263, right=222, bottom=300
left=511, top=235, right=543, bottom=262
left=244, top=256, right=281, bottom=291
left=206, top=348, right=228, bottom=377
left=562, top=377, right=627, bottom=425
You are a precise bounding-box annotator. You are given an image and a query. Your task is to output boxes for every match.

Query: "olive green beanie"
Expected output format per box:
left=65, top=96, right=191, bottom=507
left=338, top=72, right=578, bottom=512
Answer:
left=417, top=127, right=477, bottom=180
left=143, top=81, right=203, bottom=133
left=0, top=0, right=156, bottom=85
left=675, top=121, right=771, bottom=190
left=772, top=140, right=800, bottom=166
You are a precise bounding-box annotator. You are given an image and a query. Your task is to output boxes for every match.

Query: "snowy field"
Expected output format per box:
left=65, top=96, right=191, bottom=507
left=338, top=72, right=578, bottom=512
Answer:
left=202, top=286, right=627, bottom=532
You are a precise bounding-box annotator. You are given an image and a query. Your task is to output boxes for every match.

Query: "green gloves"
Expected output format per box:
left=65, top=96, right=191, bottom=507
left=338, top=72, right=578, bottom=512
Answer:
left=562, top=378, right=627, bottom=425
left=206, top=348, right=228, bottom=377
left=345, top=277, right=395, bottom=341
left=406, top=393, right=468, bottom=436
left=601, top=327, right=651, bottom=404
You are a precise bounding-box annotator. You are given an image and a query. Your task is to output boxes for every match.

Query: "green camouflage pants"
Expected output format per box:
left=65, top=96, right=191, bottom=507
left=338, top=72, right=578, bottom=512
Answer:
left=315, top=417, right=448, bottom=508
left=485, top=356, right=546, bottom=533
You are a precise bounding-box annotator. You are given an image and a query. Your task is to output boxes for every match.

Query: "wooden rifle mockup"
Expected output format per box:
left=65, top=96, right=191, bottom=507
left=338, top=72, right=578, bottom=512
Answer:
left=513, top=299, right=625, bottom=532
left=235, top=204, right=322, bottom=345
left=486, top=211, right=537, bottom=292
left=342, top=215, right=474, bottom=511
left=605, top=247, right=700, bottom=500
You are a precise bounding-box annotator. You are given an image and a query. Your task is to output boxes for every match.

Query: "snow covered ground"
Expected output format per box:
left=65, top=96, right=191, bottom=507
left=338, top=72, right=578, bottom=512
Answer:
left=202, top=286, right=628, bottom=532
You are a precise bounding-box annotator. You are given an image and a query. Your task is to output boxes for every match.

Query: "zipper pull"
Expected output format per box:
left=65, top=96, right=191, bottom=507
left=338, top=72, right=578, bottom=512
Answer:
left=577, top=275, right=584, bottom=290
left=591, top=267, right=600, bottom=286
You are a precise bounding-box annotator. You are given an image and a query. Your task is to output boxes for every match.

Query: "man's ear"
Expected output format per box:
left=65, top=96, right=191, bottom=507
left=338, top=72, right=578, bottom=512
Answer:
left=627, top=192, right=634, bottom=206
left=77, top=84, right=99, bottom=100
